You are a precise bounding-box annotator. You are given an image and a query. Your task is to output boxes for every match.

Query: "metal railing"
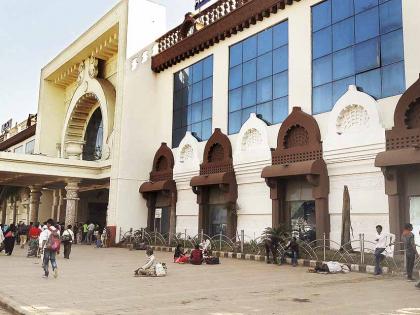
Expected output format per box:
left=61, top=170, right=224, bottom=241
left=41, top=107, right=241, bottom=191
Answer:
left=118, top=228, right=420, bottom=273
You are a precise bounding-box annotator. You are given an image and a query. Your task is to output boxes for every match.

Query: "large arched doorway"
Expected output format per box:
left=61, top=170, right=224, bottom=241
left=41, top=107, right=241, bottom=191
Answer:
left=190, top=128, right=238, bottom=239
left=376, top=77, right=420, bottom=244
left=262, top=107, right=329, bottom=240
left=83, top=107, right=104, bottom=161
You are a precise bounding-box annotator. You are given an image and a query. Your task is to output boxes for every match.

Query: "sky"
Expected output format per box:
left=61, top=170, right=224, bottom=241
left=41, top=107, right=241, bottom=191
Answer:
left=0, top=0, right=195, bottom=125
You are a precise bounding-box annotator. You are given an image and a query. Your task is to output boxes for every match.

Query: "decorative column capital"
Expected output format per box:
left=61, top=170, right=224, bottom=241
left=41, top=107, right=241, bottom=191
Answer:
left=65, top=180, right=81, bottom=201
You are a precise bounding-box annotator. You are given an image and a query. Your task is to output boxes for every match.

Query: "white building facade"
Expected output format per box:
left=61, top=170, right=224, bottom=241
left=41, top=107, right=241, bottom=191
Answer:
left=1, top=0, right=420, bottom=245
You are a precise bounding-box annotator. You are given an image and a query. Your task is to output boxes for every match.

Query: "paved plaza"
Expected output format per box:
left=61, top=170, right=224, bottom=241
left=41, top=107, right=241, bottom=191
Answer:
left=0, top=246, right=419, bottom=315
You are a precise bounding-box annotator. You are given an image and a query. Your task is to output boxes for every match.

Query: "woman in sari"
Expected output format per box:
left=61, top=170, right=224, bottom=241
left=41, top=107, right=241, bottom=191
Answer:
left=4, top=224, right=17, bottom=256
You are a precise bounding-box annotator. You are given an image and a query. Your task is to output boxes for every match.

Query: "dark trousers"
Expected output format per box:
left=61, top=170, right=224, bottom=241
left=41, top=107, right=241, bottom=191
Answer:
left=374, top=248, right=385, bottom=274
left=63, top=242, right=72, bottom=259
left=4, top=237, right=15, bottom=255
left=406, top=254, right=415, bottom=279
left=265, top=244, right=278, bottom=263
left=82, top=232, right=87, bottom=243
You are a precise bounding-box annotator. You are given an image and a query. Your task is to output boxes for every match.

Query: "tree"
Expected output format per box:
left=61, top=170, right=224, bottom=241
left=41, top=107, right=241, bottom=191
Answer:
left=340, top=185, right=353, bottom=251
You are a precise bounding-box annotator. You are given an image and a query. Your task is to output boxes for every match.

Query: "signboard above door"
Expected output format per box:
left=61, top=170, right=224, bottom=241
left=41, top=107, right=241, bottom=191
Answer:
left=195, top=0, right=213, bottom=10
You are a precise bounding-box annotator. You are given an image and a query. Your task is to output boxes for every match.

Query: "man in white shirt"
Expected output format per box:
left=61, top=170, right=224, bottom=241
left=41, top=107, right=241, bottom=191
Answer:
left=87, top=222, right=95, bottom=245
left=61, top=225, right=75, bottom=259
left=374, top=225, right=389, bottom=275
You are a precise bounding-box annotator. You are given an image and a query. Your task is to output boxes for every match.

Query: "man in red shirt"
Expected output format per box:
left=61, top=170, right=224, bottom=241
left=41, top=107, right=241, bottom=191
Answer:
left=189, top=244, right=203, bottom=265
left=27, top=223, right=41, bottom=257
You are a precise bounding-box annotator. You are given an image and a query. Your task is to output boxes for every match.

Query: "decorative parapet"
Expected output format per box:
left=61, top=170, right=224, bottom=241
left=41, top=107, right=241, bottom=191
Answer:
left=151, top=0, right=300, bottom=72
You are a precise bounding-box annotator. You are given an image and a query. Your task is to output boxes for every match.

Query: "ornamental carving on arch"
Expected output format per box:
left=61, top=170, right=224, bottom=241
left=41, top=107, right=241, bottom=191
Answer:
left=336, top=104, right=369, bottom=135
left=180, top=144, right=194, bottom=163
left=150, top=143, right=175, bottom=182
left=273, top=107, right=323, bottom=165
left=201, top=128, right=234, bottom=175
left=241, top=128, right=263, bottom=151
left=385, top=76, right=420, bottom=151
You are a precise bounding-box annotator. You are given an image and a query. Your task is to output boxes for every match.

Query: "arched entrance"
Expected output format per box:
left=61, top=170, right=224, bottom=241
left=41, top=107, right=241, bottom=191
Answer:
left=83, top=107, right=104, bottom=161
left=190, top=128, right=238, bottom=239
left=376, top=76, right=420, bottom=244
left=139, top=143, right=177, bottom=236
left=262, top=107, right=329, bottom=240
left=61, top=57, right=115, bottom=160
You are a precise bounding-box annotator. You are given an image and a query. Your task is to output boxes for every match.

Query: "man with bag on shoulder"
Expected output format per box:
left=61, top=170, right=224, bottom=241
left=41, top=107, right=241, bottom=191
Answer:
left=40, top=219, right=61, bottom=279
left=61, top=225, right=74, bottom=259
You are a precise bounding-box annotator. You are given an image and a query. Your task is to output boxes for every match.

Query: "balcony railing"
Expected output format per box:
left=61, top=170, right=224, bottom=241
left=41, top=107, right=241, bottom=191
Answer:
left=156, top=0, right=249, bottom=54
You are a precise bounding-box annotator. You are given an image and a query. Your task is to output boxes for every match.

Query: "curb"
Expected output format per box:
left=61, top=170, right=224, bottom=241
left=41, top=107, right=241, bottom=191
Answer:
left=0, top=293, right=34, bottom=315
left=150, top=245, right=392, bottom=275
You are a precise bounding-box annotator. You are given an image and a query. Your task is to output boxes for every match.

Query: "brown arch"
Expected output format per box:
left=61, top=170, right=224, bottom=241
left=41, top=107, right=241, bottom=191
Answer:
left=273, top=107, right=323, bottom=165
left=152, top=142, right=175, bottom=174
left=394, top=76, right=420, bottom=129
left=203, top=128, right=232, bottom=164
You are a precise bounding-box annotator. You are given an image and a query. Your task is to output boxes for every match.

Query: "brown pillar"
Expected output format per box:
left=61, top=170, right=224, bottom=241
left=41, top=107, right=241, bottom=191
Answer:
left=169, top=192, right=177, bottom=238
left=29, top=185, right=42, bottom=223
left=315, top=197, right=329, bottom=240
left=1, top=199, right=6, bottom=225
left=146, top=194, right=156, bottom=231
left=388, top=194, right=402, bottom=243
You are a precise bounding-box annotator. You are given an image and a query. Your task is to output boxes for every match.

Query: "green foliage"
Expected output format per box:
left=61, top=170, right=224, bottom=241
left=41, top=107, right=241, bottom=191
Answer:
left=262, top=225, right=291, bottom=245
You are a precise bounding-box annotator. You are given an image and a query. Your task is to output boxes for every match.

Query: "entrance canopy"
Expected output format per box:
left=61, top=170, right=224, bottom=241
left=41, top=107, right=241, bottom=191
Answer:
left=262, top=159, right=326, bottom=179
left=0, top=152, right=110, bottom=189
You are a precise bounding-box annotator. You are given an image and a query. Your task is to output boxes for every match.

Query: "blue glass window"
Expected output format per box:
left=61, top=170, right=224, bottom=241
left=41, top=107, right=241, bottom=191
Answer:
left=172, top=55, right=213, bottom=147
left=228, top=20, right=289, bottom=134
left=312, top=0, right=405, bottom=114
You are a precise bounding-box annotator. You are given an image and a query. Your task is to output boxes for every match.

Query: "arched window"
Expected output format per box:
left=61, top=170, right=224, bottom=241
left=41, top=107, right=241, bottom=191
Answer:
left=83, top=108, right=103, bottom=161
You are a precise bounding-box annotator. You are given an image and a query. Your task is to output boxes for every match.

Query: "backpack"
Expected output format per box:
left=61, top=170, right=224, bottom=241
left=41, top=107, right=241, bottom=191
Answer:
left=46, top=228, right=61, bottom=252
left=61, top=230, right=72, bottom=242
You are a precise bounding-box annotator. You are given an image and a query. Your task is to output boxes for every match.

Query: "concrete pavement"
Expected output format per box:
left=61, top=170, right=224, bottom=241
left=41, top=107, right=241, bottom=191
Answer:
left=0, top=245, right=419, bottom=315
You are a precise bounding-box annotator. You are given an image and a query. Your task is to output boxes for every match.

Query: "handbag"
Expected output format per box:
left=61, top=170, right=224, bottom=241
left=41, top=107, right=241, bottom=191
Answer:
left=4, top=231, right=12, bottom=238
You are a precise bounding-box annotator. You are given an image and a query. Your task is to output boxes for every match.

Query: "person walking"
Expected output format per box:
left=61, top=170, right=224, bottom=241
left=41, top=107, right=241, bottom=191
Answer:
left=401, top=223, right=418, bottom=281
left=3, top=224, right=17, bottom=256
left=374, top=225, right=389, bottom=275
left=19, top=222, right=28, bottom=249
left=40, top=219, right=60, bottom=278
left=27, top=223, right=41, bottom=257
left=61, top=225, right=74, bottom=259
left=87, top=222, right=95, bottom=245
left=82, top=223, right=88, bottom=243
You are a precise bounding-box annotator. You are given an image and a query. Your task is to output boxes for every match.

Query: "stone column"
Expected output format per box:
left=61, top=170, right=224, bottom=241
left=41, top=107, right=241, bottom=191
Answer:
left=64, top=181, right=80, bottom=228
left=29, top=185, right=42, bottom=223
left=57, top=189, right=66, bottom=223
left=51, top=189, right=59, bottom=221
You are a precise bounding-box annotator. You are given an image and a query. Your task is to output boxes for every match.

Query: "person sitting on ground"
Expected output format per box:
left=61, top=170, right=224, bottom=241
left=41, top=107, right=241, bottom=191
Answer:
left=200, top=238, right=212, bottom=258
left=134, top=248, right=156, bottom=276
left=283, top=237, right=299, bottom=267
left=190, top=244, right=203, bottom=265
left=174, top=244, right=189, bottom=263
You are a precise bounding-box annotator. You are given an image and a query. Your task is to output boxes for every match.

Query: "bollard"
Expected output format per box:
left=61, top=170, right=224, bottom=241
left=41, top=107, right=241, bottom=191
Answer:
left=241, top=230, right=244, bottom=253
left=184, top=229, right=187, bottom=249
left=323, top=233, right=326, bottom=262
left=154, top=231, right=157, bottom=245
left=200, top=229, right=204, bottom=243
left=219, top=233, right=222, bottom=251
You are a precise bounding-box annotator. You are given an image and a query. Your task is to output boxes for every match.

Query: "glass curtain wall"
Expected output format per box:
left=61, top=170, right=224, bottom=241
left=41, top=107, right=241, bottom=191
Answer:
left=312, top=0, right=405, bottom=114
left=172, top=56, right=214, bottom=148
left=228, top=20, right=289, bottom=134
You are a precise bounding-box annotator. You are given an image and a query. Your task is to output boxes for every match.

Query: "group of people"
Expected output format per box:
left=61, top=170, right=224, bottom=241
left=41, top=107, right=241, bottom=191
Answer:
left=374, top=223, right=420, bottom=288
left=133, top=239, right=216, bottom=277
left=74, top=222, right=107, bottom=247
